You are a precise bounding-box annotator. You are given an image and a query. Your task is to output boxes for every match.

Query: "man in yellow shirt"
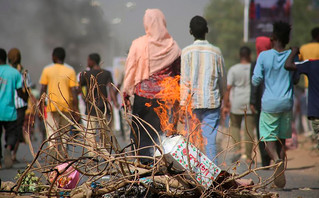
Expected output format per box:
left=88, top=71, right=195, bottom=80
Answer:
left=40, top=47, right=78, bottom=157
left=300, top=27, right=319, bottom=61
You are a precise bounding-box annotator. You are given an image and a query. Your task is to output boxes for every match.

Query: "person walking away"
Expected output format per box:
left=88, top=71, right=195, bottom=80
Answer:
left=299, top=27, right=319, bottom=61
left=0, top=48, right=27, bottom=168
left=298, top=27, right=319, bottom=138
left=123, top=9, right=181, bottom=165
left=223, top=46, right=255, bottom=163
left=7, top=48, right=31, bottom=163
left=250, top=37, right=272, bottom=166
left=180, top=16, right=226, bottom=162
left=80, top=53, right=119, bottom=155
left=285, top=47, right=319, bottom=150
left=252, top=22, right=293, bottom=188
left=39, top=47, right=79, bottom=159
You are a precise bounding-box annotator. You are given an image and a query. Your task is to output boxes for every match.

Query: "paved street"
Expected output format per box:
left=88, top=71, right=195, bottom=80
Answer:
left=1, top=131, right=319, bottom=197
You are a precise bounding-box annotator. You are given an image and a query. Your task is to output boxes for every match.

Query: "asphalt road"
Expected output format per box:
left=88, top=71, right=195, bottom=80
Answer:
left=1, top=131, right=319, bottom=198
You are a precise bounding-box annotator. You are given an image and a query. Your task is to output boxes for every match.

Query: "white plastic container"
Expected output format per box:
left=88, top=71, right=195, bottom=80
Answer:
left=155, top=135, right=221, bottom=188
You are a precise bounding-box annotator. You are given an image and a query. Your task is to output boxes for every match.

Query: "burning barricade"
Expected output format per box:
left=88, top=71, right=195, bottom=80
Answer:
left=0, top=76, right=279, bottom=197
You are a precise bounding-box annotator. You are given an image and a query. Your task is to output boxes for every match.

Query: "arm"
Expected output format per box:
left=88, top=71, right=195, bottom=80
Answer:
left=71, top=87, right=79, bottom=111
left=40, top=84, right=47, bottom=98
left=218, top=56, right=227, bottom=99
left=69, top=69, right=79, bottom=111
left=284, top=47, right=299, bottom=71
left=223, top=66, right=233, bottom=115
left=173, top=57, right=181, bottom=76
left=17, top=88, right=28, bottom=102
left=222, top=85, right=232, bottom=116
left=180, top=53, right=191, bottom=107
left=251, top=55, right=264, bottom=86
left=249, top=62, right=259, bottom=114
left=39, top=84, right=47, bottom=114
left=123, top=41, right=137, bottom=97
left=108, top=83, right=120, bottom=108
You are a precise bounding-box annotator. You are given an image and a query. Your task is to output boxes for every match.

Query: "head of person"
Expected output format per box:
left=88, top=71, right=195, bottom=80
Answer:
left=271, top=21, right=291, bottom=48
left=88, top=53, right=100, bottom=68
left=8, top=48, right=21, bottom=68
left=52, top=47, right=66, bottom=64
left=0, top=48, right=6, bottom=64
left=143, top=9, right=169, bottom=39
left=239, top=46, right=251, bottom=62
left=189, top=16, right=208, bottom=40
left=311, top=27, right=319, bottom=42
left=255, top=36, right=272, bottom=57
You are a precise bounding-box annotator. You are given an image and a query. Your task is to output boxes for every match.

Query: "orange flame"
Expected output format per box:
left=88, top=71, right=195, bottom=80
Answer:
left=154, top=75, right=205, bottom=152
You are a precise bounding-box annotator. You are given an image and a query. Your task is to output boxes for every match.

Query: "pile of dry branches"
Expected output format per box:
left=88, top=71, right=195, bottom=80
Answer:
left=1, top=77, right=280, bottom=198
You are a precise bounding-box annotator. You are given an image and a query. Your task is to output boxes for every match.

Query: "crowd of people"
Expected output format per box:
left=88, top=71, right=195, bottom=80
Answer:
left=0, top=8, right=318, bottom=189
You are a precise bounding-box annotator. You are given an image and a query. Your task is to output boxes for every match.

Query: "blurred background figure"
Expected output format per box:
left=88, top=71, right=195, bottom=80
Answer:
left=224, top=46, right=255, bottom=163
left=123, top=9, right=181, bottom=165
left=298, top=27, right=319, bottom=141
left=0, top=48, right=26, bottom=169
left=7, top=48, right=31, bottom=163
left=79, top=53, right=119, bottom=155
left=39, top=47, right=79, bottom=159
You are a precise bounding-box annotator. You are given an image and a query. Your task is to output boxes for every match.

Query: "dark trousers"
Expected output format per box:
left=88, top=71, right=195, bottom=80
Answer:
left=17, top=107, right=27, bottom=143
left=131, top=95, right=162, bottom=164
left=0, top=120, right=18, bottom=159
left=256, top=112, right=271, bottom=166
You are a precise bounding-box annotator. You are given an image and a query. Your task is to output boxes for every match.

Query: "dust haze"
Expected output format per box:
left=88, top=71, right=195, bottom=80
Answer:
left=0, top=0, right=210, bottom=84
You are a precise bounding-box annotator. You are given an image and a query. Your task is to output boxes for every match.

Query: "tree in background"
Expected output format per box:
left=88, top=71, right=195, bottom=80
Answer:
left=290, top=0, right=319, bottom=46
left=205, top=0, right=319, bottom=69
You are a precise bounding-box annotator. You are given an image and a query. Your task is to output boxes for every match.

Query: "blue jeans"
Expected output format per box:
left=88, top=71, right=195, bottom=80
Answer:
left=193, top=108, right=220, bottom=162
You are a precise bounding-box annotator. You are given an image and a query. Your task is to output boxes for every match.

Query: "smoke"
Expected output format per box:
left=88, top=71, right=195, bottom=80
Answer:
left=0, top=0, right=111, bottom=83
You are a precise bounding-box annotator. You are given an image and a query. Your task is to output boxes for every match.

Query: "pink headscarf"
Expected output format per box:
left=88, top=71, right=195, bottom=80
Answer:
left=256, top=36, right=272, bottom=58
left=123, top=9, right=181, bottom=96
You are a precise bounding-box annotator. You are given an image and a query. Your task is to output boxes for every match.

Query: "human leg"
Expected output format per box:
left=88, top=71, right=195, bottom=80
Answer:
left=255, top=113, right=271, bottom=166
left=46, top=111, right=59, bottom=147
left=194, top=108, right=220, bottom=163
left=259, top=111, right=281, bottom=161
left=3, top=120, right=18, bottom=168
left=229, top=113, right=243, bottom=160
left=12, top=107, right=27, bottom=161
left=273, top=112, right=292, bottom=189
left=131, top=95, right=161, bottom=164
left=261, top=111, right=291, bottom=188
left=244, top=114, right=255, bottom=160
left=58, top=112, right=72, bottom=157
left=311, top=119, right=319, bottom=149
left=86, top=116, right=99, bottom=156
left=46, top=111, right=66, bottom=161
left=278, top=111, right=292, bottom=159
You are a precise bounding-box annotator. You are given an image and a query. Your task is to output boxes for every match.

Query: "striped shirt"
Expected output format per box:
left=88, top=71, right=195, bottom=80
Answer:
left=180, top=40, right=226, bottom=109
left=15, top=71, right=32, bottom=109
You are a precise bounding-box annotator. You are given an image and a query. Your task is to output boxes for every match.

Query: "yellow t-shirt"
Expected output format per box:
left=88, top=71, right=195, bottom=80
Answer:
left=40, top=64, right=78, bottom=112
left=299, top=42, right=319, bottom=88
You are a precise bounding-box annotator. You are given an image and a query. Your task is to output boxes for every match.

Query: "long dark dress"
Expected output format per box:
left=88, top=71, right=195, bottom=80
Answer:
left=131, top=58, right=180, bottom=164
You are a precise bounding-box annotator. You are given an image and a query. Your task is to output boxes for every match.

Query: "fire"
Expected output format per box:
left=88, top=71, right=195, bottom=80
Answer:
left=152, top=75, right=205, bottom=152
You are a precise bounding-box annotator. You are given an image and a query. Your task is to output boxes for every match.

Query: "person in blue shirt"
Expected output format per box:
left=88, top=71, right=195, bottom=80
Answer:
left=0, top=48, right=27, bottom=169
left=285, top=47, right=319, bottom=150
left=252, top=22, right=293, bottom=188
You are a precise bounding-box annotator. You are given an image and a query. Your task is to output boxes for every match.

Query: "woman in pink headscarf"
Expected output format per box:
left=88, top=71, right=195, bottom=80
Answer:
left=123, top=9, right=181, bottom=164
